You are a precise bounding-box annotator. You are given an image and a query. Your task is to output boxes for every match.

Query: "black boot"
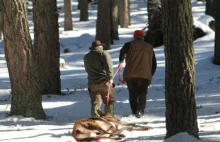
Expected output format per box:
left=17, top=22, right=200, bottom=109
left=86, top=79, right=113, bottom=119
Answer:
left=135, top=110, right=143, bottom=118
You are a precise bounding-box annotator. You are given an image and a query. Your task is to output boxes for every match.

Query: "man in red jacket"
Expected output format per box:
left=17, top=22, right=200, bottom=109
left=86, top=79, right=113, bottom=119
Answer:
left=119, top=30, right=157, bottom=118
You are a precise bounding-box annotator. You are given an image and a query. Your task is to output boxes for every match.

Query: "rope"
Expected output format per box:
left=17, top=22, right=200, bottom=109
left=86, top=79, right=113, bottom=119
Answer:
left=105, top=65, right=124, bottom=113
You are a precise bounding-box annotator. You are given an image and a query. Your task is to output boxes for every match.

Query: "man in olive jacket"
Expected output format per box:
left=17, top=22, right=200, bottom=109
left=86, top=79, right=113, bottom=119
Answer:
left=119, top=30, right=157, bottom=118
left=84, top=40, right=115, bottom=118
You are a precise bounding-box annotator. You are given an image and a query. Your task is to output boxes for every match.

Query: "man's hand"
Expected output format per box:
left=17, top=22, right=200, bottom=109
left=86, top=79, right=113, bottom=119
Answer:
left=106, top=79, right=113, bottom=85
left=118, top=63, right=123, bottom=69
left=109, top=79, right=113, bottom=84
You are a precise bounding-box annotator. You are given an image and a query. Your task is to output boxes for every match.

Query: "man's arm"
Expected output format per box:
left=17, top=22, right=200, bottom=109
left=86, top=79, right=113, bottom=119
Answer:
left=84, top=55, right=89, bottom=73
left=103, top=52, right=113, bottom=81
left=119, top=42, right=130, bottom=63
left=151, top=51, right=157, bottom=76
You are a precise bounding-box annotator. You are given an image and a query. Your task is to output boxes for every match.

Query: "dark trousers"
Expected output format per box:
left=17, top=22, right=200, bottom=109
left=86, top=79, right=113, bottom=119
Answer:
left=126, top=78, right=151, bottom=114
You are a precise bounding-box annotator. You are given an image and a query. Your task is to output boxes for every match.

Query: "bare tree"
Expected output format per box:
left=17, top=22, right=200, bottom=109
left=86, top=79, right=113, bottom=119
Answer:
left=78, top=0, right=80, bottom=9
left=112, top=0, right=119, bottom=40
left=128, top=0, right=131, bottom=25
left=163, top=0, right=199, bottom=139
left=118, top=0, right=129, bottom=28
left=145, top=0, right=163, bottom=47
left=0, top=0, right=46, bottom=119
left=206, top=0, right=216, bottom=19
left=213, top=0, right=220, bottom=65
left=64, top=0, right=73, bottom=31
left=80, top=0, right=89, bottom=21
left=147, top=0, right=160, bottom=28
left=32, top=0, right=61, bottom=94
left=96, top=0, right=112, bottom=50
left=0, top=7, right=3, bottom=40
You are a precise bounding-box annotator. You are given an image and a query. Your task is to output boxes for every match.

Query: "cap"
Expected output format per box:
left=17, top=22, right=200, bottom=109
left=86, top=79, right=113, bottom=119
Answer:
left=133, top=30, right=144, bottom=37
left=91, top=40, right=105, bottom=48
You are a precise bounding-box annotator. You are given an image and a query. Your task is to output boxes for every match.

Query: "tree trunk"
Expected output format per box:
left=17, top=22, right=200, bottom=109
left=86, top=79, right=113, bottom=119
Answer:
left=32, top=0, right=61, bottom=94
left=145, top=0, right=163, bottom=47
left=128, top=0, right=131, bottom=26
left=0, top=7, right=3, bottom=40
left=118, top=0, right=129, bottom=28
left=112, top=0, right=119, bottom=40
left=205, top=0, right=216, bottom=19
left=64, top=0, right=73, bottom=31
left=80, top=0, right=89, bottom=21
left=78, top=0, right=80, bottom=10
left=0, top=0, right=46, bottom=119
left=160, top=0, right=164, bottom=8
left=96, top=0, right=111, bottom=50
left=147, top=0, right=160, bottom=28
left=213, top=0, right=220, bottom=65
left=163, top=0, right=199, bottom=139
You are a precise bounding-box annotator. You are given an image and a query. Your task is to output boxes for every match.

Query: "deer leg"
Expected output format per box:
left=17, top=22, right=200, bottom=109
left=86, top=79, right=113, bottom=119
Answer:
left=127, top=125, right=153, bottom=131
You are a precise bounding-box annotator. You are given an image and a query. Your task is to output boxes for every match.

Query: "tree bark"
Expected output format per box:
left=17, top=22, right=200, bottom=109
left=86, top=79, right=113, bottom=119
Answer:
left=118, top=0, right=129, bottom=28
left=80, top=0, right=88, bottom=21
left=78, top=0, right=80, bottom=10
left=205, top=0, right=216, bottom=19
left=96, top=0, right=111, bottom=50
left=32, top=0, right=61, bottom=94
left=145, top=0, right=163, bottom=47
left=0, top=0, right=46, bottom=119
left=147, top=0, right=160, bottom=29
left=64, top=0, right=73, bottom=31
left=0, top=7, right=3, bottom=40
left=213, top=0, right=220, bottom=65
left=163, top=0, right=199, bottom=139
left=112, top=0, right=119, bottom=40
left=128, top=0, right=131, bottom=26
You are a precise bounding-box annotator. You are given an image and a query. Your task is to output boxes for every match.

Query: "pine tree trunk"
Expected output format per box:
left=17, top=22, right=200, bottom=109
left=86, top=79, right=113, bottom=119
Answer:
left=163, top=0, right=199, bottom=139
left=147, top=0, right=160, bottom=28
left=205, top=0, right=216, bottom=19
left=78, top=0, right=80, bottom=10
left=0, top=7, right=3, bottom=40
left=96, top=0, right=111, bottom=50
left=0, top=0, right=46, bottom=119
left=80, top=0, right=88, bottom=21
left=118, top=0, right=129, bottom=28
left=112, top=0, right=119, bottom=40
left=32, top=0, right=61, bottom=94
left=128, top=0, right=131, bottom=26
left=213, top=0, right=220, bottom=65
left=64, top=0, right=73, bottom=31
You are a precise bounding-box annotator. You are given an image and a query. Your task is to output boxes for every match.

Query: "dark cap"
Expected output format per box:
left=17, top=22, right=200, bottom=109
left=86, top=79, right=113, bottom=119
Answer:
left=91, top=40, right=106, bottom=48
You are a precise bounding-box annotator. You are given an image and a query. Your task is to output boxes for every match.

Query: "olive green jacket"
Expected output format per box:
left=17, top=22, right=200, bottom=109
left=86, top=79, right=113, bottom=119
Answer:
left=84, top=46, right=113, bottom=85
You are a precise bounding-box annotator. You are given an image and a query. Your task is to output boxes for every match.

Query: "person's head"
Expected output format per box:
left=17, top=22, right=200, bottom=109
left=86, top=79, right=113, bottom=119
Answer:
left=90, top=40, right=105, bottom=50
left=133, top=30, right=144, bottom=40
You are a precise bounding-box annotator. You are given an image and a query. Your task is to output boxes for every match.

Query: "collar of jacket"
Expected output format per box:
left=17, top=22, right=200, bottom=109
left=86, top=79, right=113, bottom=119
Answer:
left=134, top=37, right=144, bottom=40
left=89, top=46, right=103, bottom=51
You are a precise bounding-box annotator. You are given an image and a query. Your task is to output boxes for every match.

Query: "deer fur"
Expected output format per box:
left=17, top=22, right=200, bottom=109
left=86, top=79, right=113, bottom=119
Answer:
left=72, top=112, right=152, bottom=141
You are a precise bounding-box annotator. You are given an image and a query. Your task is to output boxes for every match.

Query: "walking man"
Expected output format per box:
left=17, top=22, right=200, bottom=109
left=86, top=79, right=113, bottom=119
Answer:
left=119, top=30, right=157, bottom=118
left=84, top=40, right=115, bottom=118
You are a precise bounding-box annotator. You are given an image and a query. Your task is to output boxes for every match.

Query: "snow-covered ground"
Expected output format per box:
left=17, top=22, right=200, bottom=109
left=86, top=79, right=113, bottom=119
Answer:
left=0, top=0, right=219, bottom=142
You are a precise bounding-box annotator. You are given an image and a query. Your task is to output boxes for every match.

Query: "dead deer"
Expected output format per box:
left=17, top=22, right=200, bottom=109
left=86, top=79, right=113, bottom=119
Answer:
left=72, top=117, right=125, bottom=141
left=99, top=112, right=153, bottom=131
left=72, top=112, right=152, bottom=141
